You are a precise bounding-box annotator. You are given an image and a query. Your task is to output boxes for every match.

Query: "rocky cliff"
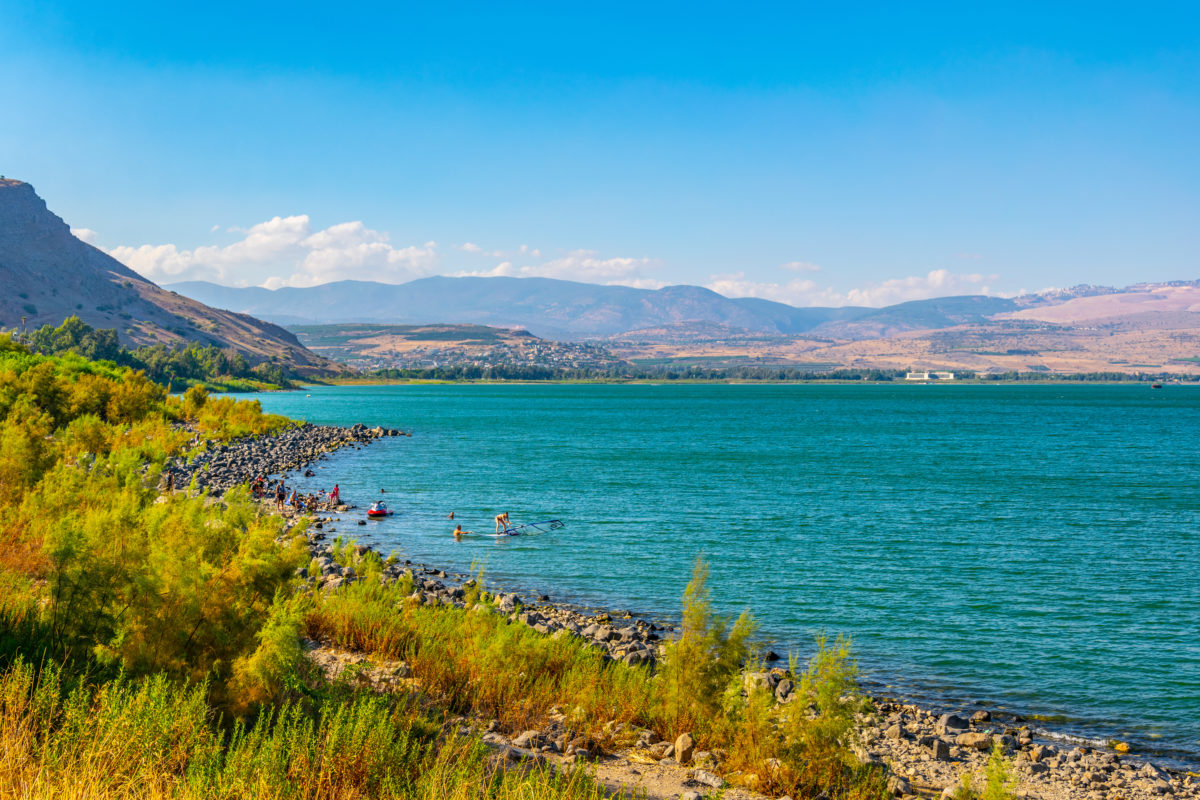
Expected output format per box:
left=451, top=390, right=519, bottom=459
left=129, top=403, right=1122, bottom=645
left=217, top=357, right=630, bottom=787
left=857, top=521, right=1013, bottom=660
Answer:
left=0, top=180, right=341, bottom=375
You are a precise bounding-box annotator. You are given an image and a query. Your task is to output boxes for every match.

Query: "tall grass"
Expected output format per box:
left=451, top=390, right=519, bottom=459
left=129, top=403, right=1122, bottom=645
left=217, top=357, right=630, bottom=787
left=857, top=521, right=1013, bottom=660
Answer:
left=0, top=658, right=624, bottom=800
left=306, top=561, right=887, bottom=800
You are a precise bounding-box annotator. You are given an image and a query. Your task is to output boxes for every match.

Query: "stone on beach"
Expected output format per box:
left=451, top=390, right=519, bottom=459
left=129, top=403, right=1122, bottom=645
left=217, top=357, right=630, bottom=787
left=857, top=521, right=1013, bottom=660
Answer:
left=955, top=731, right=993, bottom=750
left=937, top=713, right=969, bottom=734
left=674, top=732, right=695, bottom=764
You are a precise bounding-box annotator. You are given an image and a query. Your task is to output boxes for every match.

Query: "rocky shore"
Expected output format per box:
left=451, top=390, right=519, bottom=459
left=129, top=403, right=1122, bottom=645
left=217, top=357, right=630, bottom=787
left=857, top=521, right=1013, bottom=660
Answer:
left=297, top=517, right=669, bottom=666
left=289, top=516, right=1199, bottom=800
left=857, top=702, right=1197, bottom=800
left=164, top=422, right=406, bottom=495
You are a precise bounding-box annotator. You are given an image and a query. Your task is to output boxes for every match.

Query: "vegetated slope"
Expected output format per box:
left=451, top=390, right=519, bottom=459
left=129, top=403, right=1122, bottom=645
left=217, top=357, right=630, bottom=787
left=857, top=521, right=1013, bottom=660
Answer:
left=0, top=179, right=341, bottom=376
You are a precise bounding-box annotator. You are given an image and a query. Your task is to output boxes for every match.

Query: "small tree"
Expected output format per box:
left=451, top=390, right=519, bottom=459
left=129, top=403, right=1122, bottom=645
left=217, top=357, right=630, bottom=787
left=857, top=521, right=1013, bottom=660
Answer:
left=659, top=557, right=757, bottom=734
left=181, top=384, right=209, bottom=419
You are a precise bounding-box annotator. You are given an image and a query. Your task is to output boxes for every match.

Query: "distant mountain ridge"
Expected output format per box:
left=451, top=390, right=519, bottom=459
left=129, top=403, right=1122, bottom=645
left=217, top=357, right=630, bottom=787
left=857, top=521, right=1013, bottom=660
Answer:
left=167, top=276, right=1034, bottom=340
left=0, top=180, right=340, bottom=375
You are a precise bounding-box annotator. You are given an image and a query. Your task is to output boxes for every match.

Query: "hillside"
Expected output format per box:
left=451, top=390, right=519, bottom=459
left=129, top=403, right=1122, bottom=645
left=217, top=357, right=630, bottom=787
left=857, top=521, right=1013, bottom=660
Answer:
left=0, top=180, right=341, bottom=376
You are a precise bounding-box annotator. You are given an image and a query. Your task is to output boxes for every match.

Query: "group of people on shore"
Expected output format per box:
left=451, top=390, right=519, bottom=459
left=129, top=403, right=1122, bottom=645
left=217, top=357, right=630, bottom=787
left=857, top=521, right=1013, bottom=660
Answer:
left=251, top=474, right=341, bottom=515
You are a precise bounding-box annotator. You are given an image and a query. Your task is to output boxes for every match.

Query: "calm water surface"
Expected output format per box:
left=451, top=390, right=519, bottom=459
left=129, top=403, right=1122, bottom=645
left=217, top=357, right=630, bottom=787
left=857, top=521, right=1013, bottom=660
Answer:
left=249, top=383, right=1200, bottom=764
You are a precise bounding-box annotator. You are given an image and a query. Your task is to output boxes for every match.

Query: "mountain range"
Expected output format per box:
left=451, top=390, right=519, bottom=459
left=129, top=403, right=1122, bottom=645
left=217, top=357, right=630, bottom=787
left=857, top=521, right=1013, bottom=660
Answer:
left=166, top=277, right=1026, bottom=340
left=167, top=274, right=1200, bottom=375
left=0, top=180, right=339, bottom=375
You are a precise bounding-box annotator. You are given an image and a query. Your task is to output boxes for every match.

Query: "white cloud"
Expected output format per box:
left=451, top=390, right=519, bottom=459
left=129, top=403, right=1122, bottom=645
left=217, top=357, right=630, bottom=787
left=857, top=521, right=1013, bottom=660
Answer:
left=707, top=272, right=848, bottom=306
left=106, top=214, right=440, bottom=287
left=844, top=269, right=997, bottom=306
left=707, top=269, right=1000, bottom=307
left=454, top=248, right=660, bottom=288
left=781, top=260, right=821, bottom=272
left=455, top=242, right=543, bottom=259
left=71, top=227, right=98, bottom=244
left=614, top=277, right=670, bottom=290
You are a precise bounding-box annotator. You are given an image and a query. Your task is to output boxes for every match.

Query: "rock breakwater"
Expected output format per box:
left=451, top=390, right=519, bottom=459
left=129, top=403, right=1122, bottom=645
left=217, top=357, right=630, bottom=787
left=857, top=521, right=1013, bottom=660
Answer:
left=165, top=422, right=406, bottom=495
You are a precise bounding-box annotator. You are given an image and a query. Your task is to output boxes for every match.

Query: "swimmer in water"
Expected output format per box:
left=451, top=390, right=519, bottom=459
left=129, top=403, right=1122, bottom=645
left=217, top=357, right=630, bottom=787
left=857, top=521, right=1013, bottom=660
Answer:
left=453, top=524, right=469, bottom=539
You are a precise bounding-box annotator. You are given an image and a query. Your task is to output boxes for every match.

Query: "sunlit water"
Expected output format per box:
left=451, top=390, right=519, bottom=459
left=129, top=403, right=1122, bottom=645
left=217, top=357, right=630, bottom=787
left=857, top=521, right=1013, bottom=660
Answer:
left=249, top=383, right=1200, bottom=765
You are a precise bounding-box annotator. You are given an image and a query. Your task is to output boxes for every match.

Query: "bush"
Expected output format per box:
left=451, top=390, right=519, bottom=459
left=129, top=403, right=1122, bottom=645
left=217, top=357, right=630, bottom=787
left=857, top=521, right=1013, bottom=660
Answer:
left=658, top=557, right=757, bottom=735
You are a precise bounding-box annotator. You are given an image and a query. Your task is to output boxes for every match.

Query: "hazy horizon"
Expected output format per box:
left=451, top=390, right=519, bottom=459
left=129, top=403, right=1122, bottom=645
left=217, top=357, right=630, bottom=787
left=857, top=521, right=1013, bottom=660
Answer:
left=159, top=270, right=1199, bottom=311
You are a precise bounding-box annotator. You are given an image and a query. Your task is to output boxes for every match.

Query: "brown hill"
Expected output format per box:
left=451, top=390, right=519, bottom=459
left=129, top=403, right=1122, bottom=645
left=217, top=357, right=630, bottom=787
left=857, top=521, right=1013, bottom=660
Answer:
left=0, top=180, right=341, bottom=376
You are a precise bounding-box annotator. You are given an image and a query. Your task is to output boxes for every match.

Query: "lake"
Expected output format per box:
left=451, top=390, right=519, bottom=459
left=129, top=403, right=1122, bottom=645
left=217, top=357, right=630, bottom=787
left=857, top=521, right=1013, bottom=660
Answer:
left=249, top=383, right=1200, bottom=765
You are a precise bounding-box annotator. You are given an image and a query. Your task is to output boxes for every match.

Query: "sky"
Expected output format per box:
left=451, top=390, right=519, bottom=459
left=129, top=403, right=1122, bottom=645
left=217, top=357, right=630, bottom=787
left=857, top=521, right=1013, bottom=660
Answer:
left=2, top=1, right=1199, bottom=307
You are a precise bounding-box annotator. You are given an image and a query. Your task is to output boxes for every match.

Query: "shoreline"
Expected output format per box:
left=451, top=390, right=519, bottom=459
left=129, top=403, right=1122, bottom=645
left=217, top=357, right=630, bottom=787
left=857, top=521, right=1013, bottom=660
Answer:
left=189, top=421, right=1198, bottom=794
left=309, top=378, right=1200, bottom=387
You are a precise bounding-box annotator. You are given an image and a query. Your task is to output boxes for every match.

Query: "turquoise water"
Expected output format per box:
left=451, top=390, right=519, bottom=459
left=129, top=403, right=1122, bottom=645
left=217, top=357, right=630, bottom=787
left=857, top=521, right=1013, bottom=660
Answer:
left=250, top=384, right=1200, bottom=764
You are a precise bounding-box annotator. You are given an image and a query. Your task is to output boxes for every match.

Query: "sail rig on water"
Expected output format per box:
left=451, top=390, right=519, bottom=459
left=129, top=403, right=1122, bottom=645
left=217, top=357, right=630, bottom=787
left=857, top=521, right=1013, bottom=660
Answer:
left=492, top=519, right=565, bottom=537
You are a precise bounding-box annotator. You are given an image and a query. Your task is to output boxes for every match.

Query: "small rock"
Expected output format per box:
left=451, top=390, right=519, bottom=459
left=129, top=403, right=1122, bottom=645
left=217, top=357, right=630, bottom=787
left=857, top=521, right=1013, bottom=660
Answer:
left=938, top=713, right=969, bottom=734
left=885, top=723, right=904, bottom=740
left=674, top=732, right=695, bottom=764
left=956, top=732, right=993, bottom=750
left=690, top=769, right=725, bottom=789
left=512, top=731, right=542, bottom=749
left=680, top=793, right=702, bottom=800
left=887, top=775, right=912, bottom=797
left=744, top=672, right=777, bottom=692
left=1141, top=763, right=1167, bottom=781
left=929, top=739, right=951, bottom=760
left=970, top=710, right=991, bottom=723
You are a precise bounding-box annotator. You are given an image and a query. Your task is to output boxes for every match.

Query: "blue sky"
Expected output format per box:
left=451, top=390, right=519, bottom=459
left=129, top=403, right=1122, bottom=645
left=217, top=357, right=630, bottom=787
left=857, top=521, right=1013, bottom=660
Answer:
left=2, top=1, right=1198, bottom=305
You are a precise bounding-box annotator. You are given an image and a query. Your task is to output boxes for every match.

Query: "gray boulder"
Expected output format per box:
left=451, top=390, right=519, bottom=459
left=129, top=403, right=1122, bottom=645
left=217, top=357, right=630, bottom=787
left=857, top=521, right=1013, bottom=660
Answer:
left=938, top=713, right=969, bottom=733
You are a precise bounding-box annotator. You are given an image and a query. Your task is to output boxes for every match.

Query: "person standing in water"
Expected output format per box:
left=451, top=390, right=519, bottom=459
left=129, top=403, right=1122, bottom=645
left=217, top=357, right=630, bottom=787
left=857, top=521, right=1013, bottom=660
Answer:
left=494, top=512, right=511, bottom=534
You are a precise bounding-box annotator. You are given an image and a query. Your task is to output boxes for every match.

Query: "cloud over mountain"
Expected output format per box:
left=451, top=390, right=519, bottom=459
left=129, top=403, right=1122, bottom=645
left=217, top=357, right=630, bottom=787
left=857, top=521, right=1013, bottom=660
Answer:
left=107, top=215, right=439, bottom=288
left=706, top=268, right=999, bottom=308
